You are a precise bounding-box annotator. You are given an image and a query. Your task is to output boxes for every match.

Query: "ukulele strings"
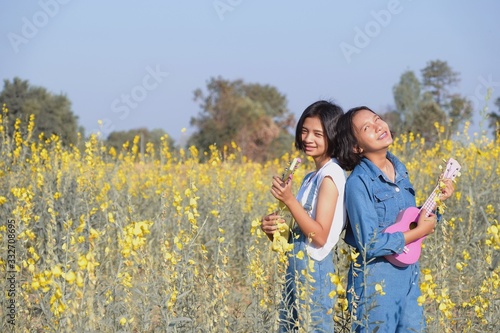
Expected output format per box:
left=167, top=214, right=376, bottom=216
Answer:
left=417, top=161, right=460, bottom=217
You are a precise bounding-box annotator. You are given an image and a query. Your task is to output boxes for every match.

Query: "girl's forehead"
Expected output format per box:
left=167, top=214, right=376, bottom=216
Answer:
left=303, top=116, right=323, bottom=128
left=353, top=110, right=376, bottom=123
left=304, top=115, right=321, bottom=123
left=354, top=109, right=375, bottom=119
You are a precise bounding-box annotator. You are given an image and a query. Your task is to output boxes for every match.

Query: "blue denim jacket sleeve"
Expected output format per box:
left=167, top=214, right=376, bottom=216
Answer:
left=345, top=173, right=407, bottom=259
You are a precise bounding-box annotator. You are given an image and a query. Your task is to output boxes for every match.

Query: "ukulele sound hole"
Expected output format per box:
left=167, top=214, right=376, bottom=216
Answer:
left=409, top=222, right=418, bottom=230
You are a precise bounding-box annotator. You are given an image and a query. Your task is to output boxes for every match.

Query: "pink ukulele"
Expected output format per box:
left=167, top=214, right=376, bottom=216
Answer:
left=384, top=158, right=461, bottom=267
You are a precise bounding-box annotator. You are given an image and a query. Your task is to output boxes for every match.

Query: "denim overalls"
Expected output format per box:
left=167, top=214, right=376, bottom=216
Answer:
left=278, top=173, right=336, bottom=333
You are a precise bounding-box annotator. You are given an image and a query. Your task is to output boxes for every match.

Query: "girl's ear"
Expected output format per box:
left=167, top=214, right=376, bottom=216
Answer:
left=353, top=145, right=363, bottom=154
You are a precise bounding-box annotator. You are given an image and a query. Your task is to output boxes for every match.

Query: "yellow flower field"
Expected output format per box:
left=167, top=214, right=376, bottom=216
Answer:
left=0, top=105, right=499, bottom=332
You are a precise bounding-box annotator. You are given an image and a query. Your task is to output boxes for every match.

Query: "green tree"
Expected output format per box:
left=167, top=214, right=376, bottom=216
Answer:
left=0, top=77, right=80, bottom=145
left=488, top=97, right=500, bottom=137
left=388, top=60, right=472, bottom=142
left=421, top=60, right=460, bottom=105
left=106, top=128, right=175, bottom=153
left=380, top=110, right=405, bottom=136
left=188, top=77, right=295, bottom=162
left=413, top=92, right=446, bottom=140
left=421, top=60, right=473, bottom=133
left=391, top=70, right=421, bottom=131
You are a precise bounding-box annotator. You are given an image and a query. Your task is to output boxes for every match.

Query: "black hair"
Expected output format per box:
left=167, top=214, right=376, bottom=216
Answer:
left=294, top=100, right=343, bottom=158
left=334, top=106, right=376, bottom=171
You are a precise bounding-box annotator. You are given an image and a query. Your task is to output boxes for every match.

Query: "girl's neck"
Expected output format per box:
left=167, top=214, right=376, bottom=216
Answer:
left=364, top=149, right=388, bottom=170
left=314, top=156, right=331, bottom=171
left=365, top=150, right=395, bottom=181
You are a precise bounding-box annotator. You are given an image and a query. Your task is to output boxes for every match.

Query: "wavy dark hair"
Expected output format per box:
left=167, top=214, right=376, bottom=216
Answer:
left=294, top=100, right=343, bottom=158
left=334, top=106, right=376, bottom=171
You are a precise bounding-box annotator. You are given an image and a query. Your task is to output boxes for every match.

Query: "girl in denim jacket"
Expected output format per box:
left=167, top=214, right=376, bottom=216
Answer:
left=334, top=106, right=455, bottom=333
left=261, top=100, right=346, bottom=332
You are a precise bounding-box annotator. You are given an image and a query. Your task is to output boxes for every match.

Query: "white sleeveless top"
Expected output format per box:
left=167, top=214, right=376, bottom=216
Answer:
left=296, top=158, right=346, bottom=261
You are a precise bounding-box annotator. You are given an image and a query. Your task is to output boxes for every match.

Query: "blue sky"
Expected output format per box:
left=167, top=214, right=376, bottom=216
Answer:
left=1, top=1, right=499, bottom=144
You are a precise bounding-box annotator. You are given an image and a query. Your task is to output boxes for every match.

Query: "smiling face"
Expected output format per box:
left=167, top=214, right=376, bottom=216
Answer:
left=301, top=116, right=328, bottom=160
left=351, top=109, right=393, bottom=155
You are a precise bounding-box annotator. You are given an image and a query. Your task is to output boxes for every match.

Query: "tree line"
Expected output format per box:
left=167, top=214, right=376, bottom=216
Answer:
left=1, top=60, right=499, bottom=162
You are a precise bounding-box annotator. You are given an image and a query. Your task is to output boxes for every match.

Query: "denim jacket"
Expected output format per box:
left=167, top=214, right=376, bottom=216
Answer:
left=344, top=152, right=415, bottom=259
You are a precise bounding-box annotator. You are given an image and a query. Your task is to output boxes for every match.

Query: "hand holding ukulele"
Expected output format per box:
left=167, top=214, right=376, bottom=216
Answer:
left=384, top=158, right=460, bottom=267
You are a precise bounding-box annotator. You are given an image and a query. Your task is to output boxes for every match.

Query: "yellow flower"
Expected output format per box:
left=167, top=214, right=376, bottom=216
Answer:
left=65, top=271, right=76, bottom=284
left=375, top=283, right=386, bottom=296
left=78, top=256, right=88, bottom=270
left=295, top=250, right=304, bottom=260
left=308, top=258, right=315, bottom=273
left=32, top=280, right=40, bottom=291
left=329, top=273, right=340, bottom=285
left=52, top=266, right=62, bottom=278
left=76, top=272, right=84, bottom=288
